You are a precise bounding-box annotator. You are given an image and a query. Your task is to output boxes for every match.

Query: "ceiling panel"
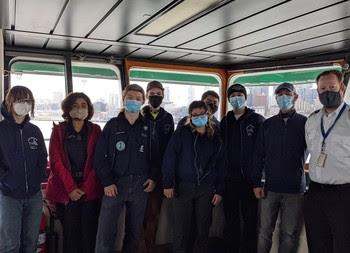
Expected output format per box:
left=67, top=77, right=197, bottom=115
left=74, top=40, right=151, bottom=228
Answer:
left=46, top=39, right=80, bottom=51
left=15, top=0, right=66, bottom=32
left=14, top=35, right=46, bottom=48
left=75, top=42, right=111, bottom=54
left=276, top=39, right=350, bottom=59
left=179, top=0, right=343, bottom=50
left=150, top=51, right=189, bottom=61
left=252, top=29, right=350, bottom=57
left=53, top=0, right=118, bottom=37
left=208, top=1, right=350, bottom=53
left=150, top=0, right=283, bottom=47
left=126, top=48, right=165, bottom=58
left=89, top=0, right=173, bottom=42
left=195, top=55, right=236, bottom=65
left=172, top=53, right=213, bottom=63
left=229, top=17, right=350, bottom=55
left=102, top=45, right=139, bottom=57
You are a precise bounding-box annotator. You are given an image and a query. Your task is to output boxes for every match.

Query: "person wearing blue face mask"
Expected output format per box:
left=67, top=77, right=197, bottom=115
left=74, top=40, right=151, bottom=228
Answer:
left=162, top=100, right=225, bottom=253
left=221, top=84, right=265, bottom=253
left=252, top=82, right=307, bottom=253
left=94, top=84, right=156, bottom=253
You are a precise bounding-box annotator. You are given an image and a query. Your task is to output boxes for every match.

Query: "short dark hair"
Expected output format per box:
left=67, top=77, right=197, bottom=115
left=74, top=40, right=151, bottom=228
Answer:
left=316, top=70, right=343, bottom=84
left=61, top=92, right=94, bottom=121
left=5, top=86, right=35, bottom=117
left=186, top=100, right=215, bottom=137
left=201, top=90, right=220, bottom=101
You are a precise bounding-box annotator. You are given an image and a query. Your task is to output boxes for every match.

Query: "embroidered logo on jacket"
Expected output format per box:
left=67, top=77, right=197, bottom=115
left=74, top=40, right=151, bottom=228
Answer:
left=28, top=137, right=38, bottom=149
left=246, top=124, right=255, bottom=136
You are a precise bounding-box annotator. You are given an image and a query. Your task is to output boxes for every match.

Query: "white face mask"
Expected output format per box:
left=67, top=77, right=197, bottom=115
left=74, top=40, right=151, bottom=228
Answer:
left=14, top=102, right=32, bottom=116
left=69, top=108, right=88, bottom=121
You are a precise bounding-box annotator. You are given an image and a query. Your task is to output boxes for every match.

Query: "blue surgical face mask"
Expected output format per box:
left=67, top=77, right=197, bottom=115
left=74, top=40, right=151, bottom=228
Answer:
left=229, top=96, right=245, bottom=110
left=276, top=95, right=294, bottom=110
left=125, top=100, right=142, bottom=113
left=191, top=115, right=208, bottom=127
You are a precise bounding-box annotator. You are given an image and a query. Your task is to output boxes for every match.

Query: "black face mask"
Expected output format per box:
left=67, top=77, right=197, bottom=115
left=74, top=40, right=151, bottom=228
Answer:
left=149, top=95, right=163, bottom=108
left=207, top=103, right=218, bottom=114
left=319, top=91, right=342, bottom=108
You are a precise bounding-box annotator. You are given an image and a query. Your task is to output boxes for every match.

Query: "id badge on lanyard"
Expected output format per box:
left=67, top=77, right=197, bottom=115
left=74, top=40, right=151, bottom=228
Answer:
left=318, top=103, right=347, bottom=167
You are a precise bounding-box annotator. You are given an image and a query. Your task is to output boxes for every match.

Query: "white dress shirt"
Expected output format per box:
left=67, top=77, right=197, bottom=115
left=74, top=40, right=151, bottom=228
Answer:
left=305, top=102, right=350, bottom=184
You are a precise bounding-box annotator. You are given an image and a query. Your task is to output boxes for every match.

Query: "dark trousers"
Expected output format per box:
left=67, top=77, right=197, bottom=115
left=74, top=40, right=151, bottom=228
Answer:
left=305, top=181, right=350, bottom=253
left=223, top=181, right=258, bottom=253
left=56, top=199, right=100, bottom=253
left=95, top=175, right=148, bottom=253
left=139, top=185, right=163, bottom=252
left=172, top=182, right=214, bottom=253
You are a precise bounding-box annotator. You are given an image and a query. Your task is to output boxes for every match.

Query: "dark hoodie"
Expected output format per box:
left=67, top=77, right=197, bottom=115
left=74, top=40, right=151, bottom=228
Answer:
left=220, top=108, right=265, bottom=184
left=0, top=102, right=47, bottom=199
left=142, top=106, right=174, bottom=184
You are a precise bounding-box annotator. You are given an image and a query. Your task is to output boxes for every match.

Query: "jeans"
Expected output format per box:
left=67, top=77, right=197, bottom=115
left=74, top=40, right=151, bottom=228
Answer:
left=0, top=191, right=43, bottom=253
left=95, top=175, right=148, bottom=253
left=257, top=191, right=304, bottom=253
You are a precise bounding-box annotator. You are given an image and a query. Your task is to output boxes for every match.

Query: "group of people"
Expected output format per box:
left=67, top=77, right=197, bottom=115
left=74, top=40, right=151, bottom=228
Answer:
left=0, top=69, right=349, bottom=253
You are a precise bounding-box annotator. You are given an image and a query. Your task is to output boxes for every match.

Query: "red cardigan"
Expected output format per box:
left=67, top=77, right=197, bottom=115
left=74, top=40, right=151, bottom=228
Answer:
left=46, top=121, right=103, bottom=204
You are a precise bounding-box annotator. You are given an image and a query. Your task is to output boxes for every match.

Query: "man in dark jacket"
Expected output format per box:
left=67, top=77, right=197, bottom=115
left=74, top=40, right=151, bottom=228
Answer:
left=252, top=83, right=307, bottom=253
left=0, top=86, right=47, bottom=253
left=177, top=90, right=220, bottom=130
left=140, top=80, right=174, bottom=252
left=221, top=84, right=265, bottom=253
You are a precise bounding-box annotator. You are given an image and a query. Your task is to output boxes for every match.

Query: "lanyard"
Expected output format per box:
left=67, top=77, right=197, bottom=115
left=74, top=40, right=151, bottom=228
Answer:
left=320, top=103, right=347, bottom=146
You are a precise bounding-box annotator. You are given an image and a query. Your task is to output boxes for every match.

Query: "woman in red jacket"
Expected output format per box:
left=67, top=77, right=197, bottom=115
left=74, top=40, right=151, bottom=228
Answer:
left=46, top=92, right=103, bottom=253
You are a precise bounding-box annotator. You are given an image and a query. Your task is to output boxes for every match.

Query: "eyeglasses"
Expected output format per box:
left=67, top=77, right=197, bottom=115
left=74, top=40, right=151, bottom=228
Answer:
left=191, top=113, right=207, bottom=120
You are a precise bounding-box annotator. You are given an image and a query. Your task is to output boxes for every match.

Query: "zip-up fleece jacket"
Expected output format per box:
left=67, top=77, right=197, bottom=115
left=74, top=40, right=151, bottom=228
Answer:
left=162, top=125, right=225, bottom=195
left=142, top=106, right=174, bottom=184
left=94, top=112, right=156, bottom=187
left=0, top=102, right=47, bottom=199
left=252, top=110, right=307, bottom=193
left=220, top=108, right=265, bottom=184
left=46, top=121, right=103, bottom=204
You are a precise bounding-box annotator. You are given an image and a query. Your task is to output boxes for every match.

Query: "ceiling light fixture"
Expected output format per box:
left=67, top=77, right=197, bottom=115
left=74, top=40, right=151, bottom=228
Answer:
left=137, top=0, right=224, bottom=37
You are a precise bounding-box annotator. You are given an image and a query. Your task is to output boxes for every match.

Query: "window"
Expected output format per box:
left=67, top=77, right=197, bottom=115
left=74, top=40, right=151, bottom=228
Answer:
left=129, top=69, right=221, bottom=125
left=229, top=66, right=343, bottom=118
left=10, top=61, right=66, bottom=148
left=72, top=62, right=122, bottom=129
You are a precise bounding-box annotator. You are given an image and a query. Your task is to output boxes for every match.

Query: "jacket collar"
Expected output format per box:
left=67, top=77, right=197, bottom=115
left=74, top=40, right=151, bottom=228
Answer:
left=227, top=107, right=255, bottom=123
left=142, top=105, right=167, bottom=121
left=278, top=109, right=296, bottom=119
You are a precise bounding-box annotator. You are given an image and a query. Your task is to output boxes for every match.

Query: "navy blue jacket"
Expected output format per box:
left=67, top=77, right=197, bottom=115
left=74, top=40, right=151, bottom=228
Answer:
left=142, top=106, right=174, bottom=184
left=94, top=112, right=156, bottom=187
left=162, top=125, right=225, bottom=195
left=220, top=108, right=265, bottom=184
left=0, top=102, right=47, bottom=199
left=252, top=110, right=307, bottom=193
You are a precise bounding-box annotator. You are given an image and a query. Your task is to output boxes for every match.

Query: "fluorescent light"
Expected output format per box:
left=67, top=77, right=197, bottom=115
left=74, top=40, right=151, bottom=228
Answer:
left=137, top=0, right=223, bottom=36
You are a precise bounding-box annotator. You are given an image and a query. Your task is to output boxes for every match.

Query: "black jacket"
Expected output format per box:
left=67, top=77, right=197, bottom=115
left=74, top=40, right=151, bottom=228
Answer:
left=93, top=112, right=155, bottom=187
left=177, top=115, right=220, bottom=132
left=0, top=102, right=47, bottom=199
left=162, top=125, right=225, bottom=195
left=220, top=108, right=265, bottom=184
left=142, top=106, right=174, bottom=184
left=252, top=110, right=307, bottom=193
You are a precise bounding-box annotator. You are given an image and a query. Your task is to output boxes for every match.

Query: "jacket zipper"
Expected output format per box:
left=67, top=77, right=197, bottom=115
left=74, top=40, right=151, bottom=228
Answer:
left=239, top=119, right=245, bottom=178
left=20, top=129, right=29, bottom=194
